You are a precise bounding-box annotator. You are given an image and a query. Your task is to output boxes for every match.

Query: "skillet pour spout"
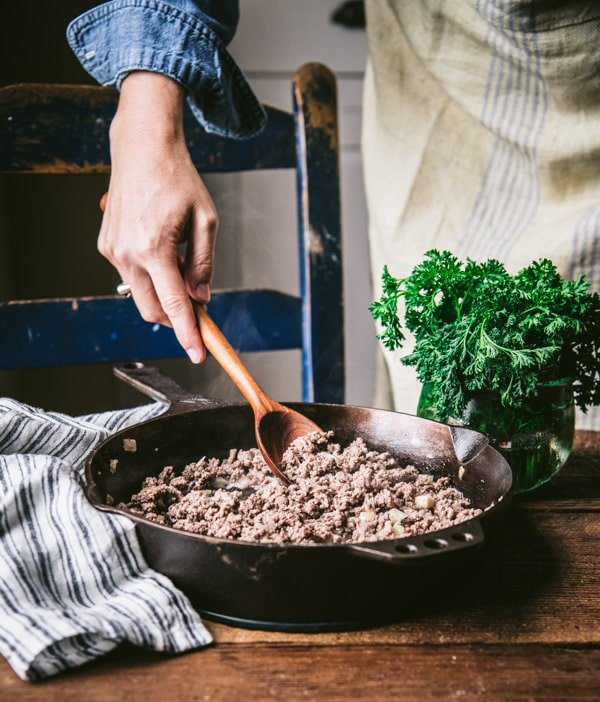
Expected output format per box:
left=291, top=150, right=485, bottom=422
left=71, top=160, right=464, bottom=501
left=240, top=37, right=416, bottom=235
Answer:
left=449, top=425, right=489, bottom=465
left=85, top=363, right=514, bottom=632
left=196, top=305, right=322, bottom=485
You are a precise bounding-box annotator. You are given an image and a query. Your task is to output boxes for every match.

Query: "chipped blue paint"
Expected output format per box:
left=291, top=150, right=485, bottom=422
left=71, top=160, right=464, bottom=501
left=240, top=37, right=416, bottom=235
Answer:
left=0, top=291, right=302, bottom=370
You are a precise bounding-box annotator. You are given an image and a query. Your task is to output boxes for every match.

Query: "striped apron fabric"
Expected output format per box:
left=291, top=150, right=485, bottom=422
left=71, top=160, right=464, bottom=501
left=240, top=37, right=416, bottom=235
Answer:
left=363, top=0, right=600, bottom=429
left=0, top=399, right=211, bottom=682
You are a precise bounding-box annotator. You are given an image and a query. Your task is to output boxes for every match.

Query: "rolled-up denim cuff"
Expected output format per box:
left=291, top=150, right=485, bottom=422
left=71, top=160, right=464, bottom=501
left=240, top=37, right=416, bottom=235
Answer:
left=67, top=0, right=266, bottom=139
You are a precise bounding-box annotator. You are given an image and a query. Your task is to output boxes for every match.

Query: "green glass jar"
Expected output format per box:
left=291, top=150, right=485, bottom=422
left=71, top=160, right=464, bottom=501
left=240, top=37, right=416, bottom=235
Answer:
left=417, top=380, right=575, bottom=493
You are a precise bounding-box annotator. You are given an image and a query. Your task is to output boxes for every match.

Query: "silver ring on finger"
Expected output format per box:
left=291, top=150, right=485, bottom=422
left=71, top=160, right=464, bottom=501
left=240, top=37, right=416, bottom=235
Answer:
left=116, top=282, right=132, bottom=298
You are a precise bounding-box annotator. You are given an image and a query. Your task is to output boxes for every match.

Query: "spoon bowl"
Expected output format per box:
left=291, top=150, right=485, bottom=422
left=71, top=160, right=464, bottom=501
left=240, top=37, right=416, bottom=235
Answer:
left=256, top=408, right=323, bottom=484
left=196, top=305, right=322, bottom=483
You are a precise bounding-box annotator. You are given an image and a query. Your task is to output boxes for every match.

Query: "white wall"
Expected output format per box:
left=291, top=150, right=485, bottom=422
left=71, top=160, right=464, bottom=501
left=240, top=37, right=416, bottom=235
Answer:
left=190, top=0, right=376, bottom=406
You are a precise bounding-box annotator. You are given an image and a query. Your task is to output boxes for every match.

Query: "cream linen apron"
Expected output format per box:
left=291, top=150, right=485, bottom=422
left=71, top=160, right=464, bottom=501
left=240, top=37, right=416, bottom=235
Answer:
left=363, top=0, right=600, bottom=429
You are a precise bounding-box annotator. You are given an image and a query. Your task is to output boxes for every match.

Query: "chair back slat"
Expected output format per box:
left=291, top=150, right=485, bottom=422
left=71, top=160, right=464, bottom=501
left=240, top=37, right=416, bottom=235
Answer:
left=0, top=290, right=302, bottom=369
left=0, top=84, right=296, bottom=174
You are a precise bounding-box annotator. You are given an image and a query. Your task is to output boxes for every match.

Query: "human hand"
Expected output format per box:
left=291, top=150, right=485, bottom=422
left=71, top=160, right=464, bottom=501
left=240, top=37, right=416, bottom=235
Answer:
left=99, top=71, right=217, bottom=363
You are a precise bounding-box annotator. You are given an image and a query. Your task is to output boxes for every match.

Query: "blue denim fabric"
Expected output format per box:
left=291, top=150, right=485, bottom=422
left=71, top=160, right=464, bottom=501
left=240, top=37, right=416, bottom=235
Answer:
left=67, top=0, right=266, bottom=138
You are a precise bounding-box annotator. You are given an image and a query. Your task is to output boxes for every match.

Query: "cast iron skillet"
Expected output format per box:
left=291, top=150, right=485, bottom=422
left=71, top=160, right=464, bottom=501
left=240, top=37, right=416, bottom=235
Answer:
left=85, top=363, right=514, bottom=632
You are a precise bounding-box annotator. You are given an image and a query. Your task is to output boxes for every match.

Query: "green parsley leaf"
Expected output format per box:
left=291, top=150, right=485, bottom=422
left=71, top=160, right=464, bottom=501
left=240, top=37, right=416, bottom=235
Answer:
left=369, top=251, right=600, bottom=419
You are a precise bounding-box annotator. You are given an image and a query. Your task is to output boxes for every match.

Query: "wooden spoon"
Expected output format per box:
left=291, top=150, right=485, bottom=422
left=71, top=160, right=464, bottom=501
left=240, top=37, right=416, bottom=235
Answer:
left=196, top=305, right=322, bottom=484
left=98, top=193, right=321, bottom=484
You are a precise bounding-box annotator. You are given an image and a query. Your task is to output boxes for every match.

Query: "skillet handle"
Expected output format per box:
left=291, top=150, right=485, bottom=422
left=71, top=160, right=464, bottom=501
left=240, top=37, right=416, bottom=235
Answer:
left=345, top=519, right=484, bottom=564
left=114, top=362, right=225, bottom=414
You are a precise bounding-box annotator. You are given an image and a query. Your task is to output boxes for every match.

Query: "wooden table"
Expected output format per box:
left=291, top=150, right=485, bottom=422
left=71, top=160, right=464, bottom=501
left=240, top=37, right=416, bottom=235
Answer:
left=1, top=432, right=599, bottom=701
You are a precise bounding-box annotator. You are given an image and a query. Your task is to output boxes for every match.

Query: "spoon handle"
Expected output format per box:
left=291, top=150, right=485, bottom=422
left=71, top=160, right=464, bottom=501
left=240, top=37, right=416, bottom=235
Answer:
left=196, top=304, right=278, bottom=416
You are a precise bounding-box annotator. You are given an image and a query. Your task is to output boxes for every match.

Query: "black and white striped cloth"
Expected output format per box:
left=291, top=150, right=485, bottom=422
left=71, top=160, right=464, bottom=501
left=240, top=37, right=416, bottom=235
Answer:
left=0, top=398, right=212, bottom=682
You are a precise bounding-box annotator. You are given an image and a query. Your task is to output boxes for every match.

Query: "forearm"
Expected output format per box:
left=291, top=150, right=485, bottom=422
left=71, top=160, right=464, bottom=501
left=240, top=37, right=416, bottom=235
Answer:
left=110, top=72, right=184, bottom=143
left=67, top=0, right=265, bottom=138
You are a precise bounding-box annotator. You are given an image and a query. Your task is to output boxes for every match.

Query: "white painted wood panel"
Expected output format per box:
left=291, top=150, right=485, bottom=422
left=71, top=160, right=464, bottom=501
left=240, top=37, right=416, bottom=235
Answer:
left=230, top=0, right=367, bottom=74
left=197, top=153, right=376, bottom=406
left=206, top=0, right=377, bottom=406
left=340, top=151, right=377, bottom=405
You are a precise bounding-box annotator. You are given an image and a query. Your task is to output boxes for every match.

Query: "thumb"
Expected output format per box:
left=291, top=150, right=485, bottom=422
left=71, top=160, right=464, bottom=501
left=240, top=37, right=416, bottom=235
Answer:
left=185, top=209, right=217, bottom=304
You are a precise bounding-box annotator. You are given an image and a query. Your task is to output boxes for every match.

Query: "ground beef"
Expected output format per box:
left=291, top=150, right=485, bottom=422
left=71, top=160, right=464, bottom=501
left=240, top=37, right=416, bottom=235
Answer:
left=119, top=431, right=482, bottom=545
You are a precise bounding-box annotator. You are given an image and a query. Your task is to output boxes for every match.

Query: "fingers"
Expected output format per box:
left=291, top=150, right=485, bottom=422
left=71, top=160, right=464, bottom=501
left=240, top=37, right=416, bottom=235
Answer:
left=146, top=256, right=205, bottom=363
left=185, top=206, right=218, bottom=305
left=99, top=206, right=204, bottom=363
left=127, top=270, right=171, bottom=328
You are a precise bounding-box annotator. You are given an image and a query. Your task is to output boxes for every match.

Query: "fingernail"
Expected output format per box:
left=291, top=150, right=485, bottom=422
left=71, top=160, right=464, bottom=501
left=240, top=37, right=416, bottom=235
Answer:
left=196, top=283, right=211, bottom=303
left=186, top=348, right=201, bottom=364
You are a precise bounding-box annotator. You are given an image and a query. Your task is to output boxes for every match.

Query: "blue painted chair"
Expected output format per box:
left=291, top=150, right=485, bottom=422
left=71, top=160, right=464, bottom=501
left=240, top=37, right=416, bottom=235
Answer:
left=0, top=63, right=344, bottom=405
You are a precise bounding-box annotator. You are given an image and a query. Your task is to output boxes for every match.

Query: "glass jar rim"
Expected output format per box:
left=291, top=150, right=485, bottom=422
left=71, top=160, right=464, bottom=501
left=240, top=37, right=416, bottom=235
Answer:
left=540, top=377, right=574, bottom=388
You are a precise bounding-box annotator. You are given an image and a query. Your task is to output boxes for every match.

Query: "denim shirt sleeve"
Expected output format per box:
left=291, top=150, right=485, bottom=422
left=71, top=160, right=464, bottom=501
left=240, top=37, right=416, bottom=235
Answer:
left=66, top=0, right=266, bottom=139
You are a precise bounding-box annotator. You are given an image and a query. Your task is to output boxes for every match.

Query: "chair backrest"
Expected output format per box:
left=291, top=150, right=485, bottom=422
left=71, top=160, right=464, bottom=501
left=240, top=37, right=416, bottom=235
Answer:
left=0, top=63, right=344, bottom=404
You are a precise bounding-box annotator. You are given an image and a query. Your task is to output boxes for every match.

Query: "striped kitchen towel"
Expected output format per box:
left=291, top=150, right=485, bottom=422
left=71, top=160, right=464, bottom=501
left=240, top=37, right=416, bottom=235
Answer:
left=0, top=398, right=212, bottom=682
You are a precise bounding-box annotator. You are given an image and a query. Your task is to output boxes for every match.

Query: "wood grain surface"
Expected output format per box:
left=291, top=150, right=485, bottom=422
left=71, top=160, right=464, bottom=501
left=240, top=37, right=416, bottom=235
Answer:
left=2, top=645, right=597, bottom=702
left=1, top=430, right=599, bottom=700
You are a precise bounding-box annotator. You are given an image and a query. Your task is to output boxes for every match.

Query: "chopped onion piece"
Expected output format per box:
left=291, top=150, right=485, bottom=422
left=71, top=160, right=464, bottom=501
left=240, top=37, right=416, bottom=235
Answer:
left=415, top=494, right=435, bottom=509
left=359, top=510, right=377, bottom=523
left=230, top=476, right=251, bottom=490
left=388, top=508, right=406, bottom=522
left=123, top=438, right=137, bottom=452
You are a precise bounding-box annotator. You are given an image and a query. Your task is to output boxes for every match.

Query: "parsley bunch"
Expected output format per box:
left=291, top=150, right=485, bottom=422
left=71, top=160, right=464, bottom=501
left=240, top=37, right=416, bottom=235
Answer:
left=370, top=250, right=600, bottom=421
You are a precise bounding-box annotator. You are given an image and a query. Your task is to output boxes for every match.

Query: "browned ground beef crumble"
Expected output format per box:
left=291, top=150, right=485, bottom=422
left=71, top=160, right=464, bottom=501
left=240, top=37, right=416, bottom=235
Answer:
left=120, top=431, right=482, bottom=544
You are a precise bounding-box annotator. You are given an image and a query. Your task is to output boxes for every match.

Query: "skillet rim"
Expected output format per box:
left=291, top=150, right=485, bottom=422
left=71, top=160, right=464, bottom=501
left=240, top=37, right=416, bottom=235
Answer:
left=84, top=401, right=515, bottom=552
